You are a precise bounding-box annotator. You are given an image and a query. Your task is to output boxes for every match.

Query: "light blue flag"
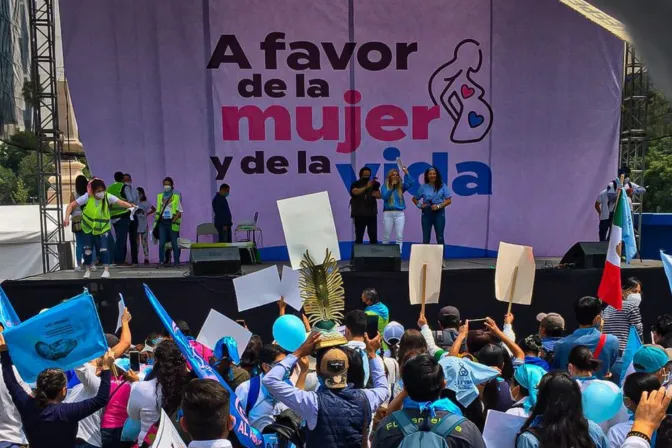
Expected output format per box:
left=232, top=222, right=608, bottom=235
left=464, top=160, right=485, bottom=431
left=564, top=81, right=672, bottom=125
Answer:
left=143, top=284, right=263, bottom=448
left=620, top=326, right=643, bottom=386
left=0, top=286, right=21, bottom=328
left=3, top=292, right=107, bottom=383
left=662, top=251, right=672, bottom=295
left=620, top=185, right=638, bottom=263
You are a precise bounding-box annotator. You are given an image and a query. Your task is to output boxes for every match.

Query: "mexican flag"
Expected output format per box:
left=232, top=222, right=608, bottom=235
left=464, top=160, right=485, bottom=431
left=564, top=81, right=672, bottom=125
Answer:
left=597, top=191, right=626, bottom=310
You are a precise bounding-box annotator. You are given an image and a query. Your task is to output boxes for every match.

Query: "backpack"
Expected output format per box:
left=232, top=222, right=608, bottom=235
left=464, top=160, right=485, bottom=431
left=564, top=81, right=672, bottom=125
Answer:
left=391, top=411, right=467, bottom=448
left=262, top=408, right=305, bottom=448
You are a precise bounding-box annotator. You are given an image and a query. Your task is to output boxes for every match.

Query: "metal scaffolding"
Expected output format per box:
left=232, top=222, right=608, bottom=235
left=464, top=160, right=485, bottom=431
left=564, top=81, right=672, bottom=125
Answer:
left=28, top=0, right=64, bottom=272
left=619, top=43, right=649, bottom=245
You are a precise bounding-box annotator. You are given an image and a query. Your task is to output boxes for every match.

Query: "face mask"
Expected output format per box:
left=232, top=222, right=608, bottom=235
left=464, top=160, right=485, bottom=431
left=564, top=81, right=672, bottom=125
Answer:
left=95, top=192, right=105, bottom=200
left=627, top=293, right=642, bottom=306
left=163, top=185, right=172, bottom=193
left=124, top=182, right=131, bottom=186
left=361, top=176, right=370, bottom=182
left=224, top=192, right=229, bottom=197
left=663, top=371, right=671, bottom=386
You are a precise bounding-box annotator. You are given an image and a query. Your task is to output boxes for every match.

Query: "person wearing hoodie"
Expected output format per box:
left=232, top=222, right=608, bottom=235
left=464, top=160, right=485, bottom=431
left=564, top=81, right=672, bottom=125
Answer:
left=519, top=335, right=550, bottom=371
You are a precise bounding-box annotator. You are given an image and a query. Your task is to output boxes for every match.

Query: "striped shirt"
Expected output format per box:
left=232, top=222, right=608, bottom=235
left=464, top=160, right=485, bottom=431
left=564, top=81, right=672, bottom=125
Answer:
left=601, top=300, right=643, bottom=352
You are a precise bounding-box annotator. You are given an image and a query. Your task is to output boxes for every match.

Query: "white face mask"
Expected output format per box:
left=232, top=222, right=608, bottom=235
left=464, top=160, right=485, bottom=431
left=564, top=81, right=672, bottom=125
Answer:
left=626, top=293, right=642, bottom=306
left=95, top=192, right=105, bottom=200
left=163, top=185, right=172, bottom=193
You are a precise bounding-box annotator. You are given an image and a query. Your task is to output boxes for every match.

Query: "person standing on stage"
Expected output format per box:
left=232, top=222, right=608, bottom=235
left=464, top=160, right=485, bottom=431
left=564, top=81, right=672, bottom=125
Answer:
left=135, top=187, right=155, bottom=264
left=123, top=173, right=140, bottom=265
left=607, top=166, right=647, bottom=210
left=595, top=187, right=614, bottom=242
left=154, top=177, right=183, bottom=266
left=412, top=166, right=452, bottom=245
left=63, top=178, right=136, bottom=279
left=212, top=183, right=233, bottom=243
left=107, top=171, right=131, bottom=265
left=380, top=167, right=413, bottom=252
left=350, top=167, right=381, bottom=245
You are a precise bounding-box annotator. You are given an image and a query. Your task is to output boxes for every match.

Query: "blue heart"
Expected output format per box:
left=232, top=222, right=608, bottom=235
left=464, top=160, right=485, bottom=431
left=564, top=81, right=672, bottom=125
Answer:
left=468, top=111, right=484, bottom=128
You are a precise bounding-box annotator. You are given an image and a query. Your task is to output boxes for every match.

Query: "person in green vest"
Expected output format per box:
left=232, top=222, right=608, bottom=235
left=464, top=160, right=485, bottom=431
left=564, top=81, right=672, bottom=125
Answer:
left=64, top=178, right=135, bottom=279
left=107, top=171, right=134, bottom=265
left=155, top=176, right=183, bottom=266
left=362, top=288, right=390, bottom=349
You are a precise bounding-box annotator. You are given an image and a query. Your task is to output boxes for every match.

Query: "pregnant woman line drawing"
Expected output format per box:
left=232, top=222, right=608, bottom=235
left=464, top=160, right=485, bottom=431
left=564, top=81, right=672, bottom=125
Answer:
left=429, top=39, right=493, bottom=144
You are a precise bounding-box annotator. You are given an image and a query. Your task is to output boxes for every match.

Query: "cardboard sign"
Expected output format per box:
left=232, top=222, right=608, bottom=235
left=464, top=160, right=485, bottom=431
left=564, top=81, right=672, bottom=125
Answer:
left=277, top=191, right=340, bottom=270
left=495, top=242, right=535, bottom=306
left=279, top=265, right=303, bottom=311
left=151, top=410, right=187, bottom=448
left=234, top=265, right=282, bottom=312
left=483, top=410, right=527, bottom=448
left=409, top=244, right=443, bottom=306
left=197, top=309, right=252, bottom=357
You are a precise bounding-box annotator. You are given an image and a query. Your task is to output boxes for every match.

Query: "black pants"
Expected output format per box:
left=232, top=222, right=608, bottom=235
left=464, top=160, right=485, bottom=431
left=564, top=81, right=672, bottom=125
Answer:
left=353, top=216, right=378, bottom=244
left=128, top=219, right=139, bottom=264
left=599, top=212, right=614, bottom=241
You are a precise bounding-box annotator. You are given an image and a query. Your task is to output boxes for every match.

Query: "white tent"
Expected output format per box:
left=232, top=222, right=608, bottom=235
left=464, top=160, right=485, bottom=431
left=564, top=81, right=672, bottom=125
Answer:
left=0, top=205, right=74, bottom=282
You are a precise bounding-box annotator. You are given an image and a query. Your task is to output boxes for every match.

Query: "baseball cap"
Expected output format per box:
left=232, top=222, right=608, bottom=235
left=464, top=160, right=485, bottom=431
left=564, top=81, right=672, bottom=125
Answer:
left=383, top=321, right=404, bottom=345
left=320, top=348, right=349, bottom=389
left=114, top=358, right=130, bottom=372
left=633, top=345, right=671, bottom=373
left=438, top=306, right=460, bottom=326
left=105, top=334, right=120, bottom=348
left=536, top=312, right=565, bottom=332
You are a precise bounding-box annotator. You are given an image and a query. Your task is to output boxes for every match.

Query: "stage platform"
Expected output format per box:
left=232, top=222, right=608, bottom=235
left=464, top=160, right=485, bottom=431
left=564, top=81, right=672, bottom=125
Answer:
left=2, top=258, right=669, bottom=345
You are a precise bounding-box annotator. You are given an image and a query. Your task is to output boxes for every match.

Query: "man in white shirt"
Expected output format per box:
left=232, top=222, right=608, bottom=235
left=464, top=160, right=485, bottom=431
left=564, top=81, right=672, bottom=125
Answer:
left=595, top=188, right=615, bottom=241
left=0, top=322, right=30, bottom=448
left=181, top=379, right=234, bottom=448
left=234, top=344, right=288, bottom=432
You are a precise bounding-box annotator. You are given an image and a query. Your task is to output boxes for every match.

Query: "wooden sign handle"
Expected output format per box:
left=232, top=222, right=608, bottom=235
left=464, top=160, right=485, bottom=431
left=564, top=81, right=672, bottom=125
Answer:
left=420, top=263, right=427, bottom=317
left=507, top=266, right=519, bottom=315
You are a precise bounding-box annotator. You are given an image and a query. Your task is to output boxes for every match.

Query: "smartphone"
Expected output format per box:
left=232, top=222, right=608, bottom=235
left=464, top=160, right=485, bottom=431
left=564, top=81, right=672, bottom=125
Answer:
left=236, top=319, right=247, bottom=328
left=366, top=315, right=379, bottom=340
left=129, top=350, right=140, bottom=372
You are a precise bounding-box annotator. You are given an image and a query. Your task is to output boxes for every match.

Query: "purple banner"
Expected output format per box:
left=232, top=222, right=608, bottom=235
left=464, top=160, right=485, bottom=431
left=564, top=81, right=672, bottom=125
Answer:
left=59, top=0, right=623, bottom=259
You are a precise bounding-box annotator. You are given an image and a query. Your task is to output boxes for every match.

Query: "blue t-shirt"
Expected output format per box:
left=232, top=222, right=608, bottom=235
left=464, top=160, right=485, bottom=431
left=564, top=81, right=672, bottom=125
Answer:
left=380, top=175, right=414, bottom=211
left=551, top=328, right=619, bottom=379
left=414, top=183, right=452, bottom=205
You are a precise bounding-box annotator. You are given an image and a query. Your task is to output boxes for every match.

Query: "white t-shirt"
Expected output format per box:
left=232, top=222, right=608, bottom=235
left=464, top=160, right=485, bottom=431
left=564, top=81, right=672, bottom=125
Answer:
left=76, top=193, right=120, bottom=207
left=607, top=420, right=634, bottom=448
left=235, top=377, right=288, bottom=432
left=64, top=363, right=102, bottom=447
left=127, top=378, right=162, bottom=443
left=382, top=357, right=399, bottom=404
left=0, top=364, right=30, bottom=444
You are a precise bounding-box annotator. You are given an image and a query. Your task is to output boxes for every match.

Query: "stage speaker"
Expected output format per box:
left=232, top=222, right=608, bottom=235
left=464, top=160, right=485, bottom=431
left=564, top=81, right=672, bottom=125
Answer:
left=189, top=247, right=241, bottom=276
left=560, top=242, right=608, bottom=269
left=352, top=244, right=401, bottom=272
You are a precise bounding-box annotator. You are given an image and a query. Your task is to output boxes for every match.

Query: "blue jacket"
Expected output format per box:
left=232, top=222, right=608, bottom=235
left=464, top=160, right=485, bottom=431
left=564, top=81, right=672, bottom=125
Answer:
left=380, top=175, right=413, bottom=211
left=551, top=328, right=619, bottom=379
left=212, top=193, right=232, bottom=226
left=305, top=387, right=371, bottom=448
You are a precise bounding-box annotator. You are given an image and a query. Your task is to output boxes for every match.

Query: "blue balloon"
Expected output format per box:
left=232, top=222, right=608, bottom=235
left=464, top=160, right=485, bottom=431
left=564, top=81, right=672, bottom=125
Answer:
left=273, top=315, right=307, bottom=352
left=582, top=380, right=624, bottom=423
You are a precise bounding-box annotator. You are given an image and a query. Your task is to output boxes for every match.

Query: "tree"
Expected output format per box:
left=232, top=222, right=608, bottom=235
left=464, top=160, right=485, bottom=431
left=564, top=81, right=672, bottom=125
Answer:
left=0, top=166, right=17, bottom=204
left=17, top=152, right=40, bottom=200
left=11, top=178, right=30, bottom=204
left=644, top=87, right=672, bottom=212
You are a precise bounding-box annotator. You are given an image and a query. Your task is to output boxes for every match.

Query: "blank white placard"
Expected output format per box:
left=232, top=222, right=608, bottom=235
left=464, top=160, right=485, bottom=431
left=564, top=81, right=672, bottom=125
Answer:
left=409, top=244, right=443, bottom=305
left=280, top=265, right=302, bottom=311
left=196, top=309, right=252, bottom=357
left=494, top=242, right=535, bottom=306
left=233, top=265, right=282, bottom=312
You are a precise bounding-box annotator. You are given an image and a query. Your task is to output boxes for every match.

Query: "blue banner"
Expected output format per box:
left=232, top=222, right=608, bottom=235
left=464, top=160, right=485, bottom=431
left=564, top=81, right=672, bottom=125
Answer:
left=0, top=286, right=21, bottom=328
left=620, top=326, right=643, bottom=386
left=662, top=250, right=672, bottom=296
left=143, top=284, right=263, bottom=448
left=3, top=292, right=107, bottom=383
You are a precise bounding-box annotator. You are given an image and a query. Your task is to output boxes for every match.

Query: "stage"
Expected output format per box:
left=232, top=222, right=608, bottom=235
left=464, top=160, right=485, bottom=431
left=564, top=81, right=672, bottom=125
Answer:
left=2, top=258, right=669, bottom=344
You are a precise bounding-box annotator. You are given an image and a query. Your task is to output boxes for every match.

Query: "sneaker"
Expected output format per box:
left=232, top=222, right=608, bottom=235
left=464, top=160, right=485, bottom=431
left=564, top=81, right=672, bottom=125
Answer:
left=91, top=264, right=98, bottom=272
left=83, top=270, right=91, bottom=279
left=102, top=270, right=111, bottom=279
left=74, top=266, right=82, bottom=272
left=144, top=260, right=150, bottom=265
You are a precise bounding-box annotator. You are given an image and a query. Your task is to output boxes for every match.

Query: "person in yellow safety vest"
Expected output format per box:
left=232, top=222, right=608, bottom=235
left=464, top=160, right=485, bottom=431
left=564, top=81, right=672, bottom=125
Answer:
left=155, top=176, right=183, bottom=266
left=64, top=178, right=136, bottom=279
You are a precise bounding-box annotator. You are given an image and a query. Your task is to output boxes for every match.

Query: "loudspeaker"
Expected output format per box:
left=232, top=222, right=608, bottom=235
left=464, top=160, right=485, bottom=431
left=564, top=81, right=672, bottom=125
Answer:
left=189, top=247, right=241, bottom=276
left=560, top=241, right=608, bottom=269
left=352, top=244, right=401, bottom=272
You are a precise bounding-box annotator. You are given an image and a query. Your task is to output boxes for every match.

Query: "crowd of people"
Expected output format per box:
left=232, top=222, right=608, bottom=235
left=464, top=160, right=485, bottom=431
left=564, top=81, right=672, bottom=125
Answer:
left=0, top=278, right=671, bottom=448
left=62, top=171, right=235, bottom=279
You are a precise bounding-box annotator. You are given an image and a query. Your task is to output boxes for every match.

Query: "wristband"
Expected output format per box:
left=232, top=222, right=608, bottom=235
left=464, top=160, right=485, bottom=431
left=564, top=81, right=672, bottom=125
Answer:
left=626, top=431, right=651, bottom=444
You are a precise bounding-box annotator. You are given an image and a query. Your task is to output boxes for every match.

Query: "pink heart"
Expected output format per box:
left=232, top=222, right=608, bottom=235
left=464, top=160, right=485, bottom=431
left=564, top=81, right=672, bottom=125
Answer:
left=461, top=84, right=475, bottom=99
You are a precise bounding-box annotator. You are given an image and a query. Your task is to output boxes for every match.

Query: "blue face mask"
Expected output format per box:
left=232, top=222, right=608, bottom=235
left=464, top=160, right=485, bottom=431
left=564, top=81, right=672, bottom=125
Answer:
left=224, top=192, right=229, bottom=197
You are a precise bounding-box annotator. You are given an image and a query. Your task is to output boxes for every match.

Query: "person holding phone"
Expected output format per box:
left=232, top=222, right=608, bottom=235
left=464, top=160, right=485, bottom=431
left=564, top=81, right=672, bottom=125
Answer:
left=350, top=167, right=381, bottom=245
left=412, top=166, right=452, bottom=245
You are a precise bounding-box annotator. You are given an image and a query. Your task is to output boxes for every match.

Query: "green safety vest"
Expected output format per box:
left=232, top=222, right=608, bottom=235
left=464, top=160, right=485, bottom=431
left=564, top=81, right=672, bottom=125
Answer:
left=155, top=193, right=181, bottom=232
left=81, top=195, right=112, bottom=235
left=107, top=182, right=130, bottom=218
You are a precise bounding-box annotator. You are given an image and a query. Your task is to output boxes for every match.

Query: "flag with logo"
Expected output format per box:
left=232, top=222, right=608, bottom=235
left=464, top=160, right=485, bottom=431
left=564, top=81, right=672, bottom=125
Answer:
left=143, top=284, right=263, bottom=448
left=661, top=250, right=672, bottom=296
left=0, top=286, right=20, bottom=328
left=598, top=187, right=630, bottom=310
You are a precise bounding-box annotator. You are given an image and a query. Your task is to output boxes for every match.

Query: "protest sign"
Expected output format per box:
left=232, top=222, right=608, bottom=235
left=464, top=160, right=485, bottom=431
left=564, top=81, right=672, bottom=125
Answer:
left=234, top=265, right=282, bottom=312
left=483, top=410, right=527, bottom=448
left=116, top=294, right=126, bottom=333
left=197, top=309, right=252, bottom=357
left=151, top=410, right=187, bottom=448
left=277, top=191, right=340, bottom=270
left=144, top=284, right=262, bottom=448
left=495, top=242, right=536, bottom=310
left=279, top=265, right=302, bottom=311
left=0, top=286, right=20, bottom=328
left=3, top=291, right=107, bottom=383
left=409, top=244, right=443, bottom=309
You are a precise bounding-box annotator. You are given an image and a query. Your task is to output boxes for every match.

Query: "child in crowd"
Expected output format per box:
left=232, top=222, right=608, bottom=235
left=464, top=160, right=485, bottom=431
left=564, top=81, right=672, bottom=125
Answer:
left=607, top=372, right=661, bottom=447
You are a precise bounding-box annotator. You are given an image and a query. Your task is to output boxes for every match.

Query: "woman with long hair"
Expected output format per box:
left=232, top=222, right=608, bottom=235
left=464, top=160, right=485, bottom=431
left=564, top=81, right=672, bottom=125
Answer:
left=240, top=335, right=263, bottom=377
left=69, top=174, right=89, bottom=271
left=127, top=340, right=190, bottom=442
left=412, top=166, right=452, bottom=245
left=135, top=187, right=155, bottom=264
left=516, top=371, right=608, bottom=448
left=64, top=178, right=135, bottom=279
left=380, top=166, right=413, bottom=252
left=0, top=336, right=113, bottom=448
